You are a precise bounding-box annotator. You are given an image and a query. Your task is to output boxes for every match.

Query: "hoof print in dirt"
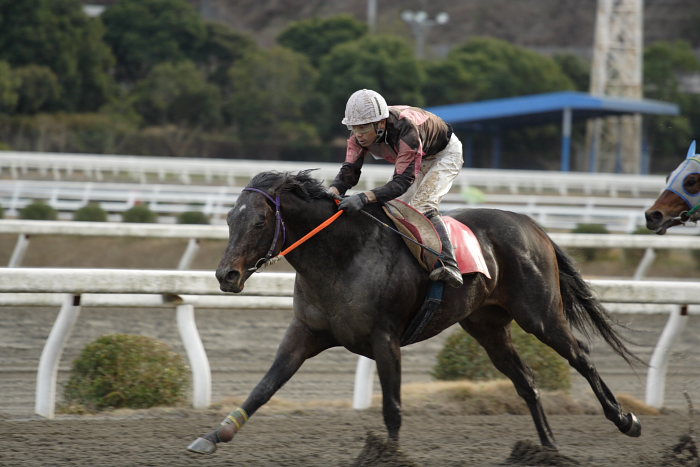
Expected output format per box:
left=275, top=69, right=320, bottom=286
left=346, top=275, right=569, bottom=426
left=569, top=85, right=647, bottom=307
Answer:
left=346, top=431, right=420, bottom=467
left=503, top=440, right=580, bottom=466
left=660, top=434, right=699, bottom=467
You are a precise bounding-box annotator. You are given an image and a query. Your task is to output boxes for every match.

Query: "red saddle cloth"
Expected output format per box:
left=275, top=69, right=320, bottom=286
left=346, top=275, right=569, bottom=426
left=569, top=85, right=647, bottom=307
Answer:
left=443, top=216, right=491, bottom=278
left=382, top=200, right=491, bottom=278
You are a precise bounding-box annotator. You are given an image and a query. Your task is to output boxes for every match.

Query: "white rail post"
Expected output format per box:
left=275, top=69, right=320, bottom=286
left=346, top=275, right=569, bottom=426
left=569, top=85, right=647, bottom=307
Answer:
left=176, top=303, right=211, bottom=409
left=633, top=247, right=656, bottom=280
left=177, top=238, right=200, bottom=270
left=175, top=239, right=210, bottom=408
left=35, top=294, right=82, bottom=418
left=8, top=233, right=30, bottom=267
left=645, top=304, right=688, bottom=408
left=352, top=356, right=375, bottom=410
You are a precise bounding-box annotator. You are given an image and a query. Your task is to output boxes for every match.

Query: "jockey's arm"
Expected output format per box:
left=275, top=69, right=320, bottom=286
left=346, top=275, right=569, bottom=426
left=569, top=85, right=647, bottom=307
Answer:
left=330, top=159, right=363, bottom=196
left=370, top=161, right=415, bottom=203
left=330, top=136, right=366, bottom=197
left=369, top=132, right=420, bottom=204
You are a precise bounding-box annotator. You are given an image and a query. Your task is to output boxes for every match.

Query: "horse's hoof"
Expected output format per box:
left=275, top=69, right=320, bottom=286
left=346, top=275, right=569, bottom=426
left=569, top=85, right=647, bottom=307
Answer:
left=621, top=412, right=642, bottom=437
left=187, top=437, right=217, bottom=454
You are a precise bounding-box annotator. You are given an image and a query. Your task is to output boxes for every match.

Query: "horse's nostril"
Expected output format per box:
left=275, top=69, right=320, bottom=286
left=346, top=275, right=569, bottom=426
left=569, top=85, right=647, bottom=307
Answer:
left=645, top=210, right=662, bottom=224
left=225, top=270, right=239, bottom=283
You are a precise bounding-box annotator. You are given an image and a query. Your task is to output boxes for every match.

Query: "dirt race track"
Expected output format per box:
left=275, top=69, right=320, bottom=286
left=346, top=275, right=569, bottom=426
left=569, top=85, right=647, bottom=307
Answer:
left=1, top=306, right=700, bottom=466
left=1, top=409, right=697, bottom=466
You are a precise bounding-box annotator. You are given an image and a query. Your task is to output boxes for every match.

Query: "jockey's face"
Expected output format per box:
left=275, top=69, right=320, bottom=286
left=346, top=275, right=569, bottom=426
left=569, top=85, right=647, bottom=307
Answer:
left=349, top=123, right=377, bottom=147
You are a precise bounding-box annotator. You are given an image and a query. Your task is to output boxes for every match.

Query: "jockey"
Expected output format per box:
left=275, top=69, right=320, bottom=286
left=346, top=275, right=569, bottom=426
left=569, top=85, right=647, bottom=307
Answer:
left=329, top=89, right=464, bottom=288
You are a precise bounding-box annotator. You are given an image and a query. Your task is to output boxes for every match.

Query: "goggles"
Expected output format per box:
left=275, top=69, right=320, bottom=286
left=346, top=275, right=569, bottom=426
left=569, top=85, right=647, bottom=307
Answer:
left=347, top=123, right=376, bottom=135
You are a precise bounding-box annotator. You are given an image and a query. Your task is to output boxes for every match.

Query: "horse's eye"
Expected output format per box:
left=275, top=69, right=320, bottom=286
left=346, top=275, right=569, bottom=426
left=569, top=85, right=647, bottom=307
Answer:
left=684, top=174, right=700, bottom=194
left=253, top=220, right=266, bottom=229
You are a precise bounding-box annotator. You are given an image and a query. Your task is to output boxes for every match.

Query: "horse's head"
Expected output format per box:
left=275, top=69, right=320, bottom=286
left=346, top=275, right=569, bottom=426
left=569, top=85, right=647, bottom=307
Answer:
left=216, top=187, right=282, bottom=292
left=645, top=141, right=700, bottom=234
left=216, top=170, right=332, bottom=292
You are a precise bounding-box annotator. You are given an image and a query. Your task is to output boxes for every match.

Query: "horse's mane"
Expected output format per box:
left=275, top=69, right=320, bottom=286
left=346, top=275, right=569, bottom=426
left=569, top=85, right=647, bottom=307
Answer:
left=247, top=169, right=332, bottom=201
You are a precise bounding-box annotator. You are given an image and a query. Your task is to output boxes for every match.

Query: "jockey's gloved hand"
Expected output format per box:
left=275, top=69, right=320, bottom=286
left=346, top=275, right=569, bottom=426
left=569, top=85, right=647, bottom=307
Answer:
left=327, top=186, right=343, bottom=202
left=338, top=192, right=368, bottom=213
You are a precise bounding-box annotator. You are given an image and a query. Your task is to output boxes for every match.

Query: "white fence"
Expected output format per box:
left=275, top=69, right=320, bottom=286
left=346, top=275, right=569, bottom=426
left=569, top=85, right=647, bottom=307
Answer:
left=0, top=149, right=680, bottom=232
left=0, top=150, right=667, bottom=198
left=0, top=267, right=695, bottom=418
left=2, top=219, right=698, bottom=275
left=0, top=178, right=690, bottom=233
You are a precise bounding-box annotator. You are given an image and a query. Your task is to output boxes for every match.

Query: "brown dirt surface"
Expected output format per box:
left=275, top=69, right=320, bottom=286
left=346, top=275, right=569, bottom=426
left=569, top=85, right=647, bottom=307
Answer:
left=1, top=302, right=699, bottom=466
left=0, top=408, right=697, bottom=466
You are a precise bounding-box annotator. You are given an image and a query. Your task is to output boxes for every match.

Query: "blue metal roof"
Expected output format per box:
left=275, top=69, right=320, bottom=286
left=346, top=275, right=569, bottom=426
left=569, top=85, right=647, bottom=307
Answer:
left=426, top=91, right=679, bottom=129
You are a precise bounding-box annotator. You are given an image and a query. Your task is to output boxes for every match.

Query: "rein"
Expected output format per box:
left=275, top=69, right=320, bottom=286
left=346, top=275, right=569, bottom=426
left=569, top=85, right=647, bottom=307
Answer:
left=357, top=209, right=444, bottom=259
left=242, top=187, right=444, bottom=272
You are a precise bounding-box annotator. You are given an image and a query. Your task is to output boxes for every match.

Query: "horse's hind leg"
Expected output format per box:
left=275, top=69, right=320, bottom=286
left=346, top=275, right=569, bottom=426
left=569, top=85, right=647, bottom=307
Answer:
left=460, top=308, right=557, bottom=448
left=188, top=318, right=334, bottom=454
left=513, top=307, right=641, bottom=438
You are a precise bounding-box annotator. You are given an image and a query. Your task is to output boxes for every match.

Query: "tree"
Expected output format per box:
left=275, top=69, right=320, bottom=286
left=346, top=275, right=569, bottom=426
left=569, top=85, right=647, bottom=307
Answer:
left=14, top=65, right=61, bottom=114
left=644, top=40, right=700, bottom=102
left=441, top=37, right=574, bottom=101
left=225, top=47, right=321, bottom=144
left=643, top=40, right=700, bottom=171
left=277, top=15, right=367, bottom=67
left=0, top=61, right=19, bottom=112
left=131, top=61, right=222, bottom=128
left=318, top=35, right=424, bottom=136
left=421, top=59, right=477, bottom=107
left=553, top=53, right=590, bottom=92
left=198, top=22, right=257, bottom=87
left=101, top=0, right=206, bottom=82
left=0, top=0, right=115, bottom=111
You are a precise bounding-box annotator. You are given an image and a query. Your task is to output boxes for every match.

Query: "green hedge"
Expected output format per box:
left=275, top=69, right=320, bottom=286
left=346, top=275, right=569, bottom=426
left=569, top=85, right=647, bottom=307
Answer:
left=19, top=200, right=57, bottom=220
left=177, top=210, right=209, bottom=224
left=122, top=204, right=156, bottom=223
left=433, top=325, right=571, bottom=391
left=73, top=202, right=108, bottom=222
left=63, top=334, right=188, bottom=411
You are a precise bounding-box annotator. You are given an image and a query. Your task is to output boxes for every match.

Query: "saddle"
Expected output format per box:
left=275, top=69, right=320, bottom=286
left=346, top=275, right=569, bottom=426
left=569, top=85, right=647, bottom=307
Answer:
left=382, top=200, right=490, bottom=278
left=382, top=200, right=491, bottom=346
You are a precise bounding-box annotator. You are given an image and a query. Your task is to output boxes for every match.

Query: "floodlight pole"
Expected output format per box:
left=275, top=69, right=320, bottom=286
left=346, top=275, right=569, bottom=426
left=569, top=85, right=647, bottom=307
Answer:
left=367, top=0, right=378, bottom=33
left=401, top=10, right=449, bottom=59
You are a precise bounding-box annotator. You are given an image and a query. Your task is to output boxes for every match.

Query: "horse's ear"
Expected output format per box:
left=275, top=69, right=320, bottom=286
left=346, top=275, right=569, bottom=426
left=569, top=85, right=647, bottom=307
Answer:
left=687, top=140, right=697, bottom=158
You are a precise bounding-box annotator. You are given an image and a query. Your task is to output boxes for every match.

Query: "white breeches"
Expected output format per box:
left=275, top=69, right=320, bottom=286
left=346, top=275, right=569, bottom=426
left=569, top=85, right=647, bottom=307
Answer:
left=396, top=133, right=463, bottom=214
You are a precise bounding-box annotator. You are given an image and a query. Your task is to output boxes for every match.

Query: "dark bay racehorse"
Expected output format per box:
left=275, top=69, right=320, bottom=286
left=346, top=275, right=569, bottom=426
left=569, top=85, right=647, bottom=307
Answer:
left=188, top=170, right=641, bottom=455
left=646, top=141, right=700, bottom=233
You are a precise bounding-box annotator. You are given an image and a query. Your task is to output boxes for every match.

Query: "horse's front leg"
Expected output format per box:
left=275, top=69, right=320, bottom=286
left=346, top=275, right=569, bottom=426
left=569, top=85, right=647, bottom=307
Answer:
left=372, top=331, right=402, bottom=441
left=188, top=318, right=333, bottom=454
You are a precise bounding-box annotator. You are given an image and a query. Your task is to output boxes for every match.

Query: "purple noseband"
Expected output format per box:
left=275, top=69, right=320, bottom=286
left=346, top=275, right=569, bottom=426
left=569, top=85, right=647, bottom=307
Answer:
left=241, top=187, right=287, bottom=271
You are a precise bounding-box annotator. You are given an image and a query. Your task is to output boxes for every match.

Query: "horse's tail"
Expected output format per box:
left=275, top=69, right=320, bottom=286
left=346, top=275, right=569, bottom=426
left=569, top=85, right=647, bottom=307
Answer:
left=553, top=242, right=640, bottom=367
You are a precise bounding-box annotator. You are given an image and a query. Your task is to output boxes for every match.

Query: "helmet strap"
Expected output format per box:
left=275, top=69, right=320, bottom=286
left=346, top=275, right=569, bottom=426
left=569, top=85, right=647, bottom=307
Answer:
left=374, top=120, right=387, bottom=141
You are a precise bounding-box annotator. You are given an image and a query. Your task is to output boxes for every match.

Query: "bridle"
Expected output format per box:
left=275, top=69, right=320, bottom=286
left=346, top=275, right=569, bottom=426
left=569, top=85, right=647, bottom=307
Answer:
left=241, top=187, right=286, bottom=272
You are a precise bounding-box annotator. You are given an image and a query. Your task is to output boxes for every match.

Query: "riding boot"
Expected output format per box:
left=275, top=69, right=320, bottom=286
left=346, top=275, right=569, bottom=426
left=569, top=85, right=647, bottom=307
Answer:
left=426, top=212, right=463, bottom=288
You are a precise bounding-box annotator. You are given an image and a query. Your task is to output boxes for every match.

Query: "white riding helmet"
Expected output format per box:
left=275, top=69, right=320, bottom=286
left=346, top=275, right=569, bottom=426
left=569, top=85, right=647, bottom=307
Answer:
left=341, top=89, right=389, bottom=126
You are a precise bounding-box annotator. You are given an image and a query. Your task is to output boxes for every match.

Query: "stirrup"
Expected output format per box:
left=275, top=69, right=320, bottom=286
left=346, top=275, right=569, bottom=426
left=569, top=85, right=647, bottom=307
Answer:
left=429, top=266, right=463, bottom=288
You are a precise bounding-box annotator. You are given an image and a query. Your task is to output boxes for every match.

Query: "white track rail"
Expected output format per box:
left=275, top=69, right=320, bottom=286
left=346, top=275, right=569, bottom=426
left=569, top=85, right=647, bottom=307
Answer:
left=0, top=268, right=694, bottom=417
